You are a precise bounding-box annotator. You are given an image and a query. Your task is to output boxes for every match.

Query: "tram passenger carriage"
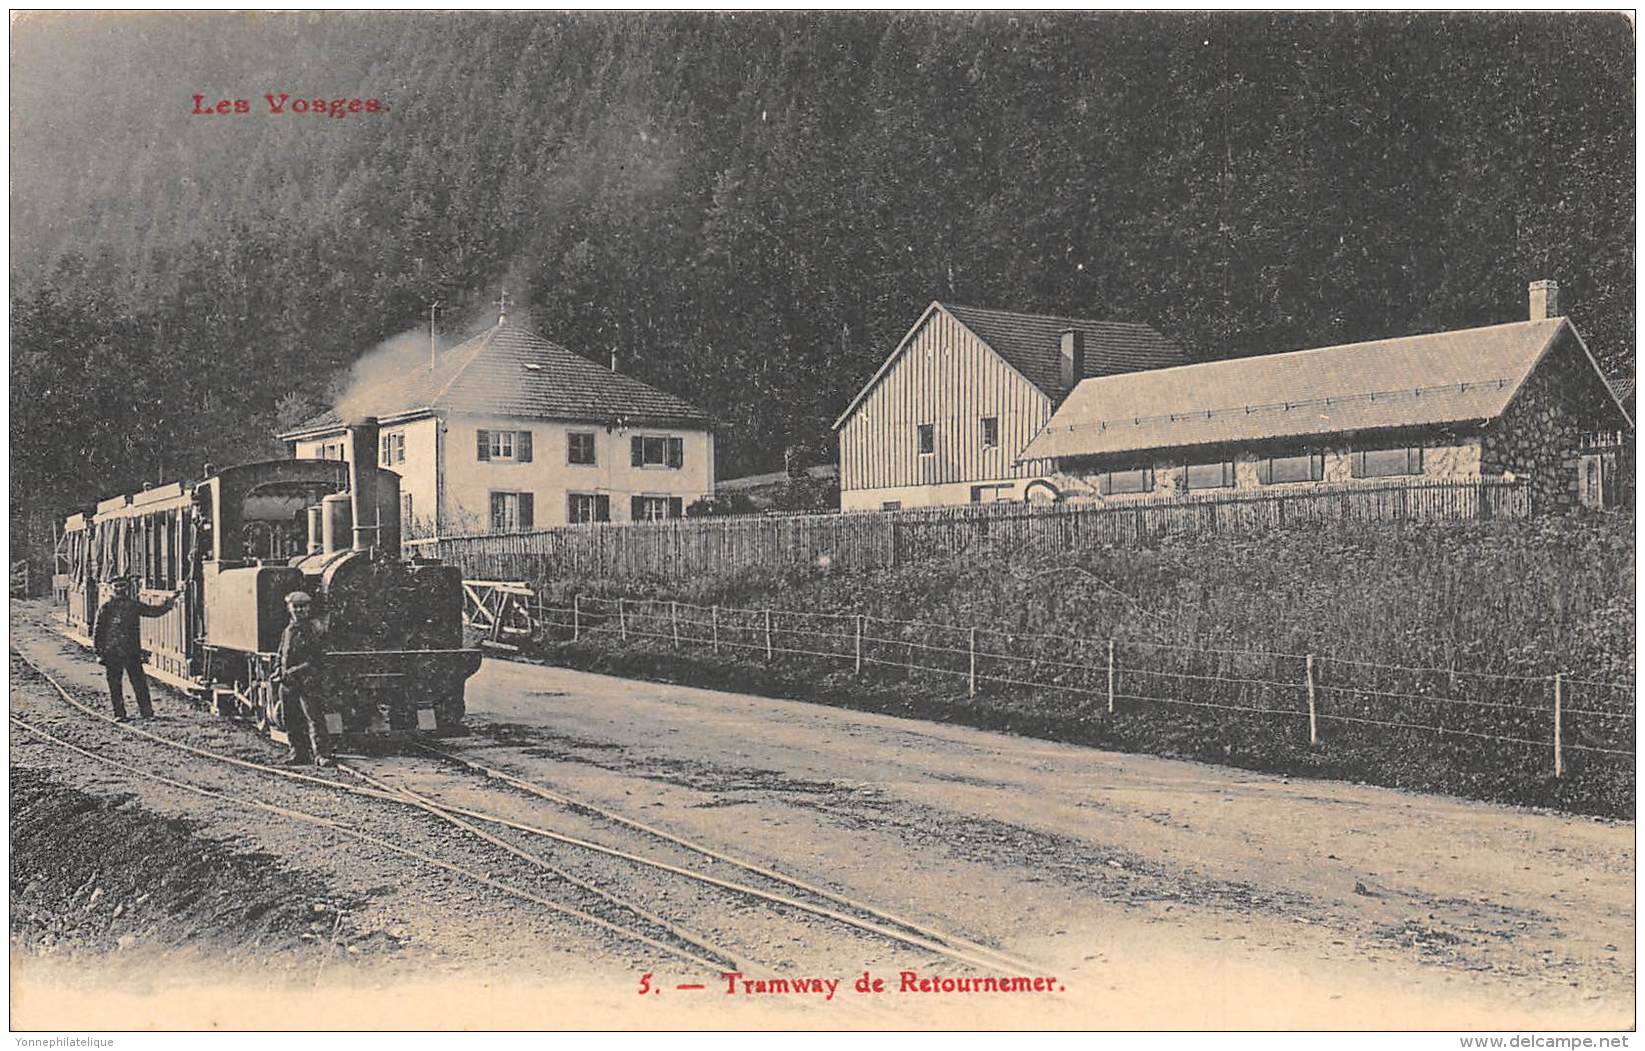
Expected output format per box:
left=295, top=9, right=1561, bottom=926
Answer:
left=53, top=418, right=481, bottom=744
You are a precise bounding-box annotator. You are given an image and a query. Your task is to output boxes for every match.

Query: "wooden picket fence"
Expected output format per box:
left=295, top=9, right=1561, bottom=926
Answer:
left=405, top=478, right=1530, bottom=586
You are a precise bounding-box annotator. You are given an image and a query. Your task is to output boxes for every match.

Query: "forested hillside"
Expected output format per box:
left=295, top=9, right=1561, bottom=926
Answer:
left=9, top=11, right=1634, bottom=552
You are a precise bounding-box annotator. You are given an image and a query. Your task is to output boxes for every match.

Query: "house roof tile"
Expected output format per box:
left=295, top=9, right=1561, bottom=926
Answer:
left=283, top=322, right=709, bottom=437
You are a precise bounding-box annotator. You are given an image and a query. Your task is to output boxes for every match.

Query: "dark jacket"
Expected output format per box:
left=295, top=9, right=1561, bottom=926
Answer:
left=277, top=619, right=327, bottom=692
left=92, top=592, right=175, bottom=664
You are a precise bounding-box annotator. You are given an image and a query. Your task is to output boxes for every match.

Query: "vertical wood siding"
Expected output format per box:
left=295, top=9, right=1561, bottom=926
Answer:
left=838, top=310, right=1054, bottom=494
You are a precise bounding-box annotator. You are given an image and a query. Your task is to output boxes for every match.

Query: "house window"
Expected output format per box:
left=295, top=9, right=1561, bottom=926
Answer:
left=476, top=429, right=533, bottom=463
left=631, top=435, right=684, bottom=469
left=917, top=423, right=936, bottom=456
left=881, top=501, right=902, bottom=511
left=1098, top=467, right=1155, bottom=495
left=401, top=493, right=414, bottom=534
left=316, top=441, right=345, bottom=461
left=380, top=432, right=406, bottom=466
left=979, top=417, right=999, bottom=449
left=1258, top=452, right=1325, bottom=485
left=568, top=432, right=597, bottom=465
left=631, top=495, right=682, bottom=521
left=970, top=483, right=1014, bottom=503
left=568, top=492, right=611, bottom=523
left=488, top=491, right=535, bottom=532
left=1184, top=459, right=1236, bottom=490
left=1351, top=446, right=1424, bottom=478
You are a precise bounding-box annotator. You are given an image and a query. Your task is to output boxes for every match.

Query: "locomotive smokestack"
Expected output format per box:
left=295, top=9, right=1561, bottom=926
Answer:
left=348, top=417, right=381, bottom=552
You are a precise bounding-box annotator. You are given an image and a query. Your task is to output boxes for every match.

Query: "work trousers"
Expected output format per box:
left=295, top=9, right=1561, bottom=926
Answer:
left=281, top=685, right=331, bottom=763
left=103, top=654, right=153, bottom=719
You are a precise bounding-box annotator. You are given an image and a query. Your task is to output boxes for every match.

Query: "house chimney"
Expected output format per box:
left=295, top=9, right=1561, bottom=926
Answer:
left=1529, top=279, right=1560, bottom=320
left=1059, top=329, right=1086, bottom=392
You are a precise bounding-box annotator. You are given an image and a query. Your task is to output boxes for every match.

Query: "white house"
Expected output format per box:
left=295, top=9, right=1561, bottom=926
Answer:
left=280, top=318, right=714, bottom=535
left=833, top=301, right=1190, bottom=511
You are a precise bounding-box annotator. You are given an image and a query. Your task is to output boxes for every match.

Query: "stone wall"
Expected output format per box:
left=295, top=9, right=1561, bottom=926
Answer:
left=1480, top=329, right=1627, bottom=514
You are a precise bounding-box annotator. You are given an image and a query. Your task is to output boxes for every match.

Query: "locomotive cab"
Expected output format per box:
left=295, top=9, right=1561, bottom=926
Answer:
left=194, top=417, right=480, bottom=741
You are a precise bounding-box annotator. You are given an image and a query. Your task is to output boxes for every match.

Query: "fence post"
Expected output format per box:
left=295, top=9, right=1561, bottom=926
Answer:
left=1553, top=672, right=1564, bottom=779
left=1107, top=638, right=1116, bottom=714
left=1306, top=654, right=1318, bottom=745
left=968, top=626, right=978, bottom=698
left=572, top=594, right=581, bottom=642
left=855, top=615, right=864, bottom=676
left=671, top=601, right=680, bottom=648
left=711, top=605, right=720, bottom=653
left=619, top=598, right=627, bottom=641
left=764, top=608, right=774, bottom=660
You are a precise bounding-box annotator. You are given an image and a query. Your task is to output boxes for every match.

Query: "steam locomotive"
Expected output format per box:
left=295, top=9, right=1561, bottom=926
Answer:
left=54, top=418, right=481, bottom=744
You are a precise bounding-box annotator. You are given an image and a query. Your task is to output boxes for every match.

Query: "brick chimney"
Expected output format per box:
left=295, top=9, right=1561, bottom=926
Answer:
left=1529, top=279, right=1560, bottom=320
left=1059, top=329, right=1085, bottom=392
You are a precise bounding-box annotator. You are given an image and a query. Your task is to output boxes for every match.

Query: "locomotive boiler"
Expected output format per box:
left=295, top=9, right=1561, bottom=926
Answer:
left=56, top=417, right=481, bottom=745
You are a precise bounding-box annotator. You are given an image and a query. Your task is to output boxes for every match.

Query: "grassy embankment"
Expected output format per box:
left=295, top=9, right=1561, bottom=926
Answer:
left=502, top=514, right=1635, bottom=815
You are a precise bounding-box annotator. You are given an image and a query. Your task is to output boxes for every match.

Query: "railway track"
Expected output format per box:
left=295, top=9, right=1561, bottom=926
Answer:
left=10, top=636, right=1038, bottom=979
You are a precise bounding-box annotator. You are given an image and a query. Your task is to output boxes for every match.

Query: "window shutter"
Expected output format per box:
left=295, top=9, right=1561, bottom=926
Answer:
left=566, top=494, right=579, bottom=523
left=631, top=437, right=644, bottom=466
left=631, top=495, right=644, bottom=520
left=1310, top=453, right=1325, bottom=481
left=669, top=497, right=683, bottom=519
left=1409, top=446, right=1424, bottom=474
left=1098, top=473, right=1112, bottom=496
left=667, top=437, right=683, bottom=469
left=1143, top=467, right=1155, bottom=491
left=517, top=430, right=533, bottom=463
left=489, top=492, right=505, bottom=529
left=595, top=495, right=610, bottom=522
left=518, top=492, right=534, bottom=530
left=1257, top=459, right=1271, bottom=485
left=1350, top=451, right=1364, bottom=478
left=477, top=430, right=491, bottom=462
left=381, top=435, right=391, bottom=466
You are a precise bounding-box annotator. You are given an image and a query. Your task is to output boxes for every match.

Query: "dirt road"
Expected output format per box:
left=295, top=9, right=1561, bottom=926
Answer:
left=9, top=605, right=1634, bottom=1029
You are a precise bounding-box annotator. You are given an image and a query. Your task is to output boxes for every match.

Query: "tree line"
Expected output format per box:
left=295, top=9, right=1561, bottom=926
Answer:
left=10, top=11, right=1634, bottom=554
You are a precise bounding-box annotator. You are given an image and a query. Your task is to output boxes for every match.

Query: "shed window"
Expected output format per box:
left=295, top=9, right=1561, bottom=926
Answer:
left=917, top=424, right=936, bottom=456
left=970, top=483, right=1013, bottom=503
left=979, top=417, right=999, bottom=449
left=1184, top=459, right=1236, bottom=490
left=1351, top=446, right=1424, bottom=478
left=1258, top=452, right=1325, bottom=485
left=1098, top=467, right=1155, bottom=495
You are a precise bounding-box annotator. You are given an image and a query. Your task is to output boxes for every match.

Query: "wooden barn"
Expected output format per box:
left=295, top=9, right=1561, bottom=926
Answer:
left=832, top=302, right=1189, bottom=511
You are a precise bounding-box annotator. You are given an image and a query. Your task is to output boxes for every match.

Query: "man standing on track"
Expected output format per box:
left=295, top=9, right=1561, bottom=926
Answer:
left=275, top=591, right=333, bottom=767
left=91, top=575, right=181, bottom=721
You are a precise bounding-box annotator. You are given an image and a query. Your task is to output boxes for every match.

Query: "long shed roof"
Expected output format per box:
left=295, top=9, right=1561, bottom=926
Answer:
left=282, top=322, right=709, bottom=437
left=1020, top=317, right=1583, bottom=461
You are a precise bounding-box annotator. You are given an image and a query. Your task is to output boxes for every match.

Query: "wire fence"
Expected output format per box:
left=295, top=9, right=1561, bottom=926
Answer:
left=465, top=582, right=1635, bottom=779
